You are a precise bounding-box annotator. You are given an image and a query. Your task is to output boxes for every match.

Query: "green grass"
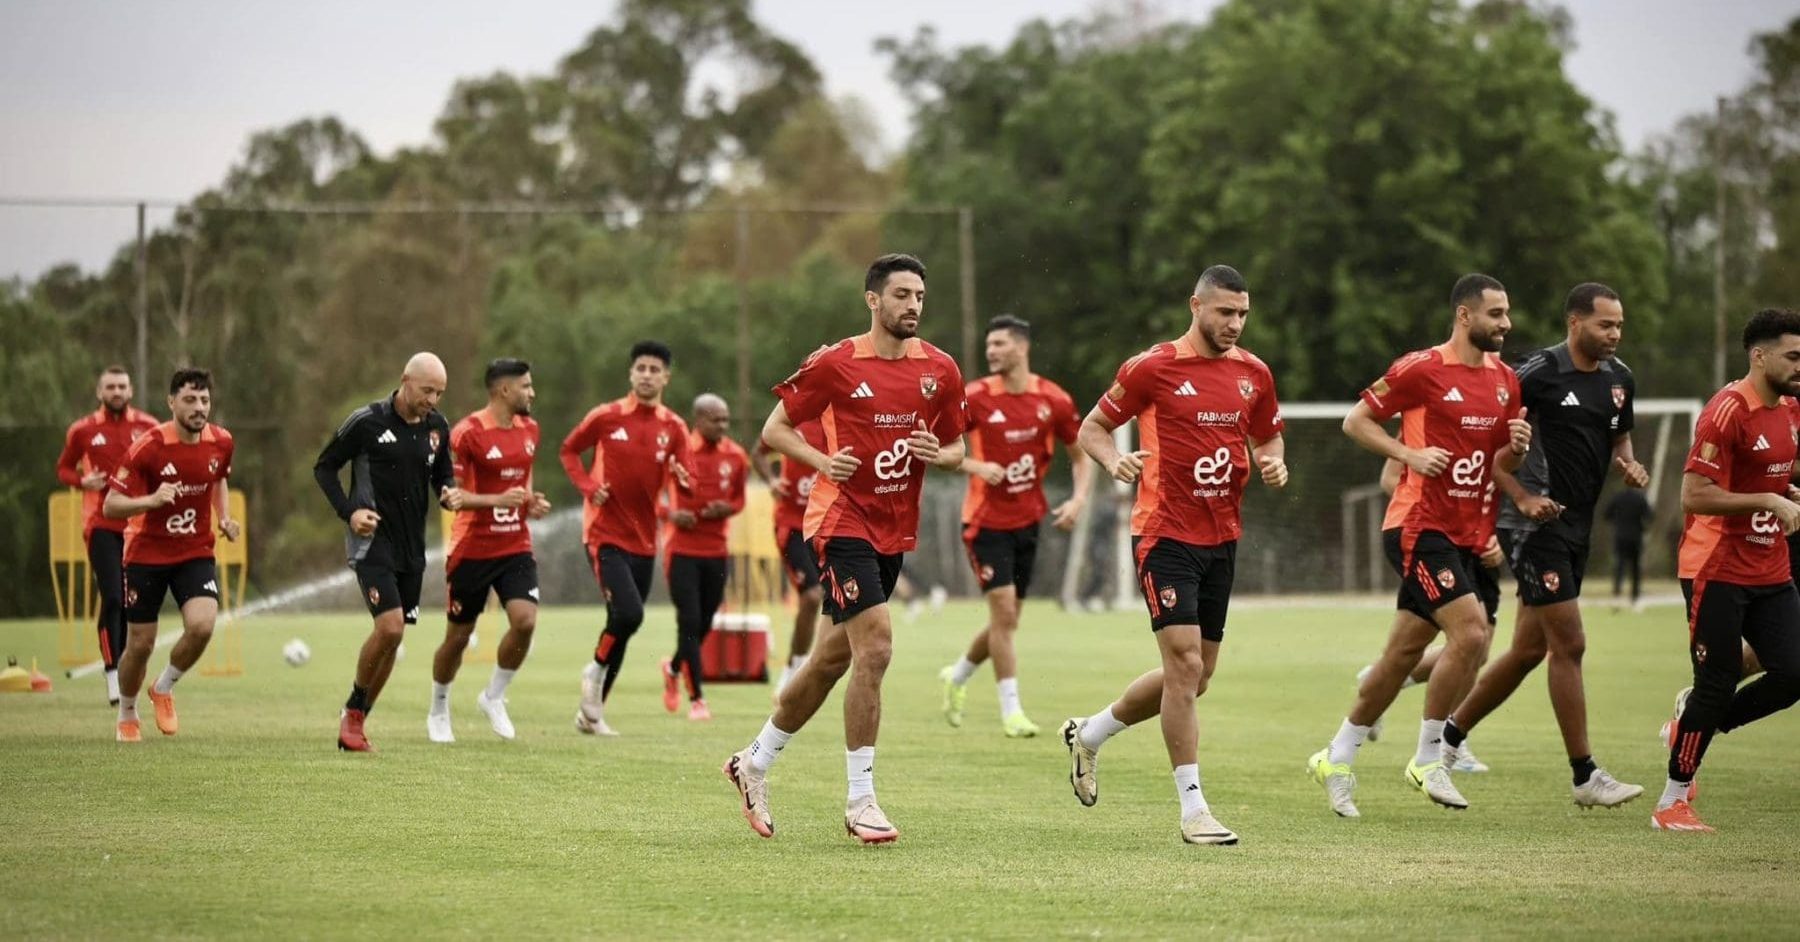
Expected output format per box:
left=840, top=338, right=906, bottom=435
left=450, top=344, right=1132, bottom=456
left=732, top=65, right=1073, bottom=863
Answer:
left=2, top=598, right=1797, bottom=939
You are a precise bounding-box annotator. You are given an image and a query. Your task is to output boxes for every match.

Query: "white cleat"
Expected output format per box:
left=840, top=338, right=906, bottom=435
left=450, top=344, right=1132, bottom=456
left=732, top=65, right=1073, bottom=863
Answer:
left=1307, top=748, right=1360, bottom=818
left=1179, top=810, right=1239, bottom=845
left=1406, top=759, right=1469, bottom=809
left=105, top=669, right=121, bottom=707
left=1444, top=741, right=1490, bottom=773
left=476, top=690, right=516, bottom=740
left=844, top=795, right=900, bottom=844
left=1061, top=717, right=1099, bottom=806
left=1573, top=768, right=1644, bottom=809
left=426, top=709, right=455, bottom=744
left=575, top=663, right=616, bottom=736
left=574, top=708, right=617, bottom=737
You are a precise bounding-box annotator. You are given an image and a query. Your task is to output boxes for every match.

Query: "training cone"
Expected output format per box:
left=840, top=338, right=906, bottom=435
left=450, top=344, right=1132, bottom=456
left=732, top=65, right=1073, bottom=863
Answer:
left=0, top=657, right=28, bottom=693
left=29, top=658, right=52, bottom=693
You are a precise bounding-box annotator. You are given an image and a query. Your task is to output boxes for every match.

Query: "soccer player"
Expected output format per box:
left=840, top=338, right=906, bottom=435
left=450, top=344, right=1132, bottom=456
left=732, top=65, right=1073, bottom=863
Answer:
left=750, top=418, right=827, bottom=697
left=57, top=365, right=158, bottom=705
left=1305, top=273, right=1529, bottom=816
left=315, top=352, right=457, bottom=752
left=103, top=368, right=239, bottom=742
left=428, top=358, right=551, bottom=743
left=939, top=314, right=1091, bottom=738
left=661, top=393, right=748, bottom=720
left=1058, top=265, right=1286, bottom=846
left=1652, top=308, right=1800, bottom=832
left=560, top=340, right=691, bottom=737
left=1446, top=283, right=1647, bottom=807
left=722, top=253, right=968, bottom=844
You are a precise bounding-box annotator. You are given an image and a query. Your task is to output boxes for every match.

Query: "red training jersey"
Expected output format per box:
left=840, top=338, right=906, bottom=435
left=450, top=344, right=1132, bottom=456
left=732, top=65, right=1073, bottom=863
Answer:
left=1677, top=380, right=1798, bottom=584
left=1096, top=336, right=1282, bottom=548
left=773, top=334, right=969, bottom=555
left=561, top=397, right=691, bottom=557
left=109, top=422, right=234, bottom=566
left=772, top=420, right=826, bottom=537
left=1360, top=343, right=1520, bottom=554
left=448, top=408, right=540, bottom=566
left=962, top=374, right=1081, bottom=533
left=56, top=406, right=160, bottom=538
left=665, top=431, right=749, bottom=559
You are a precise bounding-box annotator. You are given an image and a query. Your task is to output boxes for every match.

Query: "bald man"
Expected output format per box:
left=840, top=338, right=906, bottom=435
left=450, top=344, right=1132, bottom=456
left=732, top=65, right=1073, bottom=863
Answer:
left=315, top=352, right=459, bottom=752
left=660, top=393, right=749, bottom=719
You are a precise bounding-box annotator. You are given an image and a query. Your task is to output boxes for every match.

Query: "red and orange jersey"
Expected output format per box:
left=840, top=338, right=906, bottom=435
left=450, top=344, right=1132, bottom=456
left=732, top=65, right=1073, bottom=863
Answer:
left=109, top=422, right=233, bottom=566
left=56, top=406, right=160, bottom=538
left=773, top=334, right=968, bottom=554
left=771, top=419, right=826, bottom=536
left=1096, top=336, right=1282, bottom=547
left=961, top=374, right=1081, bottom=532
left=1678, top=381, right=1799, bottom=584
left=447, top=408, right=539, bottom=566
left=560, top=397, right=691, bottom=556
left=665, top=431, right=749, bottom=559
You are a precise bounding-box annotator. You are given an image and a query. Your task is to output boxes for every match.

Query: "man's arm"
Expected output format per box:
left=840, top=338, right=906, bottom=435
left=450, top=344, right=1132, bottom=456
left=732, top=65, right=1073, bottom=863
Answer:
left=55, top=422, right=94, bottom=489
left=1079, top=408, right=1151, bottom=484
left=214, top=477, right=241, bottom=542
left=1342, top=401, right=1448, bottom=475
left=560, top=410, right=604, bottom=498
left=1612, top=432, right=1650, bottom=488
left=1049, top=439, right=1094, bottom=530
left=1379, top=458, right=1402, bottom=497
left=313, top=413, right=363, bottom=522
left=1249, top=433, right=1288, bottom=488
left=764, top=401, right=852, bottom=479
left=1681, top=472, right=1798, bottom=522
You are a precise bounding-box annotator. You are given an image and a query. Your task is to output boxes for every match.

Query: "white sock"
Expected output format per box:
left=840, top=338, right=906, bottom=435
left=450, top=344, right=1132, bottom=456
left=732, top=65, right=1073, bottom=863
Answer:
left=118, top=695, right=137, bottom=723
left=950, top=655, right=979, bottom=686
left=105, top=669, right=120, bottom=701
left=1328, top=718, right=1371, bottom=766
left=1415, top=718, right=1446, bottom=767
left=747, top=718, right=794, bottom=773
left=1400, top=673, right=1419, bottom=690
left=1174, top=763, right=1208, bottom=817
left=152, top=664, right=184, bottom=695
left=997, top=677, right=1021, bottom=718
left=1078, top=706, right=1128, bottom=752
left=430, top=682, right=450, bottom=714
left=584, top=660, right=607, bottom=694
left=847, top=746, right=875, bottom=802
left=774, top=665, right=793, bottom=692
left=789, top=654, right=807, bottom=670
left=1659, top=777, right=1691, bottom=810
left=485, top=668, right=516, bottom=701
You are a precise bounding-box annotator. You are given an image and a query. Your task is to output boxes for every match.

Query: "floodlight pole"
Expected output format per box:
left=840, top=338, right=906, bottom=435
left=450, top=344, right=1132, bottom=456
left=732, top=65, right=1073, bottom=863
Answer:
left=134, top=202, right=148, bottom=386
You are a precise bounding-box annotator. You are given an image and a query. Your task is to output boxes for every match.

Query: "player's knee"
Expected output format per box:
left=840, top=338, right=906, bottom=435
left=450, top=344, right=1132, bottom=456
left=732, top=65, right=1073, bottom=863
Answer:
left=1546, top=631, right=1585, bottom=664
left=125, top=627, right=156, bottom=655
left=1513, top=634, right=1549, bottom=665
left=182, top=620, right=214, bottom=643
left=373, top=616, right=406, bottom=647
left=1164, top=646, right=1206, bottom=686
left=608, top=603, right=645, bottom=636
left=512, top=612, right=537, bottom=635
left=854, top=640, right=893, bottom=676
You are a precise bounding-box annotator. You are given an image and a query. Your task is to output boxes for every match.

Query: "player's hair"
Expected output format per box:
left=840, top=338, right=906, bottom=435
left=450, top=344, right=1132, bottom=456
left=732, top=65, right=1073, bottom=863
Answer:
left=865, top=253, right=927, bottom=294
left=484, top=357, right=530, bottom=389
left=1741, top=308, right=1800, bottom=350
left=1565, top=282, right=1620, bottom=316
left=1451, top=273, right=1506, bottom=309
left=99, top=364, right=130, bottom=378
left=986, top=314, right=1030, bottom=340
left=168, top=367, right=211, bottom=395
left=629, top=340, right=673, bottom=367
left=1193, top=265, right=1248, bottom=297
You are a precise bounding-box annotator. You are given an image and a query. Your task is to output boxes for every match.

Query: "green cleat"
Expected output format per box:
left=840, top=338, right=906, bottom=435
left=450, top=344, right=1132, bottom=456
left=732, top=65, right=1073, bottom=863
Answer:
left=1405, top=758, right=1469, bottom=809
left=1307, top=748, right=1359, bottom=818
left=937, top=665, right=967, bottom=728
left=1002, top=711, right=1040, bottom=738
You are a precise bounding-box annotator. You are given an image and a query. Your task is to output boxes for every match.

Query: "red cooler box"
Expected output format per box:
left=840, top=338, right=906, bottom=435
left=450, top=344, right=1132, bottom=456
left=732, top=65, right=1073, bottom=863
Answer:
left=700, top=613, right=770, bottom=682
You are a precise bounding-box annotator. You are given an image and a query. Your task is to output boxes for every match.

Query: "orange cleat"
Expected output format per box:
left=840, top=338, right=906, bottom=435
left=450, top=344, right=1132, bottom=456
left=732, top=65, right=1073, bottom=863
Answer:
left=1651, top=800, right=1714, bottom=833
left=116, top=719, right=142, bottom=743
left=688, top=699, right=712, bottom=722
left=337, top=709, right=375, bottom=752
left=146, top=684, right=178, bottom=736
left=661, top=658, right=680, bottom=714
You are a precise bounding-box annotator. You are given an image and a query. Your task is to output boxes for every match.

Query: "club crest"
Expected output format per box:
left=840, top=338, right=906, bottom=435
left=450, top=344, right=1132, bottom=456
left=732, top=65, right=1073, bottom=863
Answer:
left=1158, top=586, right=1178, bottom=609
left=1543, top=571, right=1561, bottom=593
left=1436, top=569, right=1456, bottom=590
left=1036, top=403, right=1052, bottom=423
left=843, top=577, right=861, bottom=603
left=1495, top=386, right=1510, bottom=407
left=208, top=458, right=220, bottom=475
left=368, top=587, right=381, bottom=606
left=978, top=564, right=995, bottom=584
left=920, top=374, right=939, bottom=399
left=429, top=430, right=441, bottom=453
left=448, top=598, right=463, bottom=617
left=1237, top=377, right=1255, bottom=401
left=1611, top=385, right=1625, bottom=410
left=656, top=432, right=671, bottom=449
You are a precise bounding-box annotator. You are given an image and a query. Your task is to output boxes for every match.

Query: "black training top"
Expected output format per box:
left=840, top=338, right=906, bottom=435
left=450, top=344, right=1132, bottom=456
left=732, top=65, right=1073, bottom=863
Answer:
left=313, top=392, right=454, bottom=571
left=1496, top=343, right=1635, bottom=539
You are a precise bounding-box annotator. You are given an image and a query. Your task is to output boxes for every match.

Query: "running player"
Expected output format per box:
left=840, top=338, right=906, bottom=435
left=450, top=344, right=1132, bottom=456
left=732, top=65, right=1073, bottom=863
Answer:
left=428, top=358, right=551, bottom=743
left=939, top=314, right=1091, bottom=738
left=1306, top=273, right=1529, bottom=816
left=661, top=393, right=748, bottom=720
left=722, top=253, right=968, bottom=844
left=1652, top=308, right=1800, bottom=832
left=1447, top=283, right=1646, bottom=807
left=315, top=353, right=458, bottom=752
left=750, top=418, right=827, bottom=697
left=57, top=365, right=158, bottom=705
left=560, top=340, right=691, bottom=737
left=1058, top=265, right=1286, bottom=846
left=103, top=368, right=239, bottom=742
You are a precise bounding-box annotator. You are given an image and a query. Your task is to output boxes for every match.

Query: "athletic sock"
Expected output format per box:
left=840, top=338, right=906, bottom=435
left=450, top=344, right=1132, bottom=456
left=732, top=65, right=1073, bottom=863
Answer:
left=118, top=696, right=138, bottom=723
left=345, top=684, right=371, bottom=713
left=430, top=682, right=450, bottom=715
left=105, top=669, right=121, bottom=702
left=789, top=654, right=807, bottom=670
left=997, top=677, right=1021, bottom=718
left=1174, top=763, right=1208, bottom=817
left=1399, top=673, right=1419, bottom=690
left=774, top=665, right=793, bottom=692
left=1658, top=777, right=1691, bottom=810
left=1571, top=755, right=1598, bottom=787
left=1328, top=718, right=1371, bottom=766
left=846, top=746, right=875, bottom=802
left=485, top=668, right=516, bottom=701
left=950, top=655, right=978, bottom=686
left=1443, top=717, right=1467, bottom=748
left=152, top=664, right=184, bottom=695
left=1415, top=718, right=1446, bottom=767
left=747, top=718, right=794, bottom=773
left=1078, top=706, right=1128, bottom=752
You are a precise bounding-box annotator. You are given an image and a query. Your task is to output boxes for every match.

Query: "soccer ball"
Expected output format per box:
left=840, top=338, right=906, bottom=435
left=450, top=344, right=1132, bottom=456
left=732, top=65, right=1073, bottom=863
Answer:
left=282, top=638, right=311, bottom=667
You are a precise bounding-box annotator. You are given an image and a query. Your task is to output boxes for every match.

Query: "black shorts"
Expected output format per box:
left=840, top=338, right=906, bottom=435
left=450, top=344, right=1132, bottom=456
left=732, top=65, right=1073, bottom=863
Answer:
left=357, top=562, right=423, bottom=625
left=778, top=526, right=821, bottom=592
left=1134, top=537, right=1235, bottom=639
left=965, top=524, right=1040, bottom=598
left=447, top=552, right=539, bottom=622
left=1384, top=529, right=1499, bottom=626
left=123, top=558, right=219, bottom=623
left=1681, top=578, right=1800, bottom=671
left=1499, top=523, right=1588, bottom=606
left=817, top=538, right=904, bottom=623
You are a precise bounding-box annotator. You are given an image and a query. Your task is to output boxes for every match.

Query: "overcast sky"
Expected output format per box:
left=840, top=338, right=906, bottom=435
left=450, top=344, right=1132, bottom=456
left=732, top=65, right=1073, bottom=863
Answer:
left=1, top=0, right=1792, bottom=280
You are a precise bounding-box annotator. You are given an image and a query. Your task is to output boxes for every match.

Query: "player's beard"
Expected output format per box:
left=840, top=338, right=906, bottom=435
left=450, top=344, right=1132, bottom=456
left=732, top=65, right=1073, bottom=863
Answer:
left=1198, top=322, right=1238, bottom=354
left=104, top=400, right=127, bottom=416
left=178, top=411, right=207, bottom=433
left=880, top=304, right=920, bottom=340
left=1471, top=325, right=1506, bottom=353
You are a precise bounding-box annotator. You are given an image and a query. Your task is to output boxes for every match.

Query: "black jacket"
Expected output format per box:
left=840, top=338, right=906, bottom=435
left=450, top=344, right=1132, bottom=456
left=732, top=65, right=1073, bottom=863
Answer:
left=314, top=393, right=453, bottom=570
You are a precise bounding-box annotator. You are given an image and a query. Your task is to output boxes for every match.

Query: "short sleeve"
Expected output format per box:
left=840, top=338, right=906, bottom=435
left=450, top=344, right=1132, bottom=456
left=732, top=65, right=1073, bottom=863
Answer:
left=218, top=433, right=234, bottom=479
left=1248, top=366, right=1283, bottom=441
left=931, top=358, right=969, bottom=442
left=773, top=346, right=838, bottom=425
left=1616, top=371, right=1636, bottom=436
left=1050, top=384, right=1081, bottom=444
left=110, top=437, right=151, bottom=497
left=1360, top=352, right=1432, bottom=420
left=1096, top=348, right=1159, bottom=423
left=1684, top=395, right=1741, bottom=485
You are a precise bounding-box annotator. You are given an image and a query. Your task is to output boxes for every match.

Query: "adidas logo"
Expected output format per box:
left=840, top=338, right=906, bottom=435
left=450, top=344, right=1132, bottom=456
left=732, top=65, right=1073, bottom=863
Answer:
left=1184, top=783, right=1199, bottom=791
left=528, top=587, right=540, bottom=600
left=850, top=382, right=875, bottom=400
left=987, top=409, right=1007, bottom=424
left=91, top=433, right=107, bottom=446
left=1561, top=391, right=1581, bottom=407
left=485, top=445, right=503, bottom=460
left=1442, top=387, right=1465, bottom=402
left=609, top=428, right=629, bottom=442
left=160, top=463, right=178, bottom=477
left=376, top=429, right=398, bottom=444
left=1754, top=434, right=1771, bottom=451
left=1174, top=380, right=1198, bottom=397
left=202, top=580, right=218, bottom=593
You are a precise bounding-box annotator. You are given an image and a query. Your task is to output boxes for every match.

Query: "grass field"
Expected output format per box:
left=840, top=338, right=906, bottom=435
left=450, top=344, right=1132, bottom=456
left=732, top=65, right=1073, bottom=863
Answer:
left=3, top=598, right=1798, bottom=939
